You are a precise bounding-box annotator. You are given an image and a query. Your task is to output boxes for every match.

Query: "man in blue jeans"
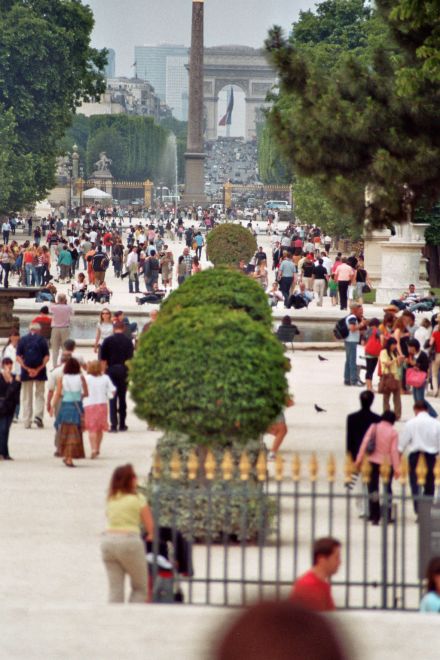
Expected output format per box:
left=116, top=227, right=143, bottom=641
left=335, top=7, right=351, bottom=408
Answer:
left=344, top=303, right=367, bottom=386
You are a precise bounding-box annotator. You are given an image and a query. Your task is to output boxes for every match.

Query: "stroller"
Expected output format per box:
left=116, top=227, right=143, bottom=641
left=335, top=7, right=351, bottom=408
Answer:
left=144, top=527, right=193, bottom=603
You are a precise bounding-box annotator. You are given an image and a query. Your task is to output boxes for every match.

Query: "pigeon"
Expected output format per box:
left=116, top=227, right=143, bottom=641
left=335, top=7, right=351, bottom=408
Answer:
left=314, top=404, right=327, bottom=413
left=318, top=355, right=328, bottom=361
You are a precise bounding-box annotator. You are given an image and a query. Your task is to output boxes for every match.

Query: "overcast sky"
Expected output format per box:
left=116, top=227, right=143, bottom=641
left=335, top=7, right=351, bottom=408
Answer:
left=86, top=0, right=316, bottom=77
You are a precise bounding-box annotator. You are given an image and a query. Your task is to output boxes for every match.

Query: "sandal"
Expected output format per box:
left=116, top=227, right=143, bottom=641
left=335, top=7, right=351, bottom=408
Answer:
left=91, top=451, right=98, bottom=459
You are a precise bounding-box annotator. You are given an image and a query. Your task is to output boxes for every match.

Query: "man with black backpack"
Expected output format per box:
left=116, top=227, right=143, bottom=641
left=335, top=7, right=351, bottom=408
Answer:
left=92, top=246, right=109, bottom=286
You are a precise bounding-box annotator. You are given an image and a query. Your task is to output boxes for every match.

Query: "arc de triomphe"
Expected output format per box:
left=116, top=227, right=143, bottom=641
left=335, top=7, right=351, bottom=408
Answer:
left=203, top=45, right=276, bottom=141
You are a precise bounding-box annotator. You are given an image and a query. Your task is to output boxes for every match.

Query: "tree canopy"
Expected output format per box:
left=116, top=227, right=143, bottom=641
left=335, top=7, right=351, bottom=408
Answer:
left=265, top=0, right=440, bottom=229
left=0, top=0, right=106, bottom=213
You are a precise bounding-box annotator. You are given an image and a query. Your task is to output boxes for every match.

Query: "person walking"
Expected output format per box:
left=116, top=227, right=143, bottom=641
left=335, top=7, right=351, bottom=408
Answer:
left=0, top=357, right=21, bottom=460
left=364, top=319, right=382, bottom=391
left=343, top=303, right=366, bottom=387
left=16, top=322, right=49, bottom=429
left=101, top=464, right=154, bottom=603
left=94, top=308, right=114, bottom=357
left=57, top=243, right=72, bottom=283
left=2, top=219, right=11, bottom=245
left=50, top=293, right=74, bottom=367
left=277, top=254, right=297, bottom=306
left=100, top=321, right=134, bottom=432
left=290, top=537, right=341, bottom=611
left=379, top=338, right=403, bottom=420
left=91, top=246, right=109, bottom=286
left=334, top=258, right=355, bottom=311
left=399, top=400, right=440, bottom=513
left=429, top=324, right=440, bottom=396
left=355, top=410, right=400, bottom=525
left=49, top=357, right=88, bottom=468
left=312, top=258, right=327, bottom=307
left=84, top=360, right=116, bottom=459
left=406, top=339, right=437, bottom=417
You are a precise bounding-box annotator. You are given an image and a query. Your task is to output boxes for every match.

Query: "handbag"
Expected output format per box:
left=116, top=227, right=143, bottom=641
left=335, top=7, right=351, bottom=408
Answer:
left=366, top=424, right=377, bottom=455
left=378, top=372, right=400, bottom=394
left=362, top=284, right=371, bottom=294
left=406, top=367, right=427, bottom=388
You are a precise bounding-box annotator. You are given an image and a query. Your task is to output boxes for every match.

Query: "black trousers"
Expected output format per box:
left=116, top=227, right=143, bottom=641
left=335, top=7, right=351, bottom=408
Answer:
left=279, top=276, right=293, bottom=304
left=108, top=365, right=128, bottom=430
left=368, top=462, right=393, bottom=523
left=409, top=451, right=437, bottom=513
left=338, top=281, right=349, bottom=310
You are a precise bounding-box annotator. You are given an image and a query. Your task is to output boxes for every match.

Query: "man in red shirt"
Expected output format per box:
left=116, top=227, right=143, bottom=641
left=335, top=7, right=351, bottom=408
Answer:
left=290, top=537, right=341, bottom=611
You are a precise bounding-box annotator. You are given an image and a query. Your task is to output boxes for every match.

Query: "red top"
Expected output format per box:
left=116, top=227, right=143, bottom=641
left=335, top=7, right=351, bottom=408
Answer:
left=432, top=331, right=440, bottom=353
left=290, top=570, right=335, bottom=612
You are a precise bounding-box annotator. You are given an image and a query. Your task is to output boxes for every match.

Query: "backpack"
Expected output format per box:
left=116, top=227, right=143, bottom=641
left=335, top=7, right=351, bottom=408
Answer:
left=333, top=316, right=349, bottom=340
left=92, top=253, right=109, bottom=272
left=364, top=327, right=382, bottom=357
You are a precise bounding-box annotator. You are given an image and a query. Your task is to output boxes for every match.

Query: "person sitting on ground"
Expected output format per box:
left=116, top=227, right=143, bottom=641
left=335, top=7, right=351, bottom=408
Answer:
left=286, top=282, right=313, bottom=309
left=35, top=282, right=57, bottom=303
left=267, top=281, right=284, bottom=308
left=87, top=281, right=112, bottom=304
left=408, top=291, right=438, bottom=313
left=390, top=284, right=420, bottom=311
left=135, top=283, right=166, bottom=306
left=71, top=272, right=87, bottom=303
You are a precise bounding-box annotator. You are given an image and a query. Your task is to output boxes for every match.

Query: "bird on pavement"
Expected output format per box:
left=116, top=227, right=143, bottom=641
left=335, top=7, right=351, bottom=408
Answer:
left=318, top=355, right=328, bottom=361
left=314, top=404, right=327, bottom=413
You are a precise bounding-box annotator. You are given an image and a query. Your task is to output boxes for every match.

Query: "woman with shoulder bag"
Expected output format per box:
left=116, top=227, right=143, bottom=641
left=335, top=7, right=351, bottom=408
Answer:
left=379, top=338, right=403, bottom=420
left=355, top=410, right=400, bottom=525
left=364, top=318, right=382, bottom=391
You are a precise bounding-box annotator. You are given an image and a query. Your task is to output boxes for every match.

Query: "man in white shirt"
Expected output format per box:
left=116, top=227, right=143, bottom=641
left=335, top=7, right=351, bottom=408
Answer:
left=399, top=400, right=440, bottom=513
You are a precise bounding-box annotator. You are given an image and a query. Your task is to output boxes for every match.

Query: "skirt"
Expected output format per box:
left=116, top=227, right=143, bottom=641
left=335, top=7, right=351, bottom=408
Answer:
left=58, top=423, right=85, bottom=460
left=84, top=403, right=109, bottom=433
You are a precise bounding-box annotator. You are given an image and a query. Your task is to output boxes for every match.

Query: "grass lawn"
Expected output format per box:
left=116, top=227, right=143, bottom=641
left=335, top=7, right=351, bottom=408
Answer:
left=363, top=287, right=439, bottom=305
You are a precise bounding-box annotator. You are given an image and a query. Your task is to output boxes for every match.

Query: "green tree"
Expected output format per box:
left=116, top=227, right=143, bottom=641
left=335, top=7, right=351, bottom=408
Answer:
left=206, top=224, right=257, bottom=267
left=294, top=176, right=360, bottom=238
left=265, top=0, right=440, bottom=229
left=0, top=0, right=106, bottom=213
left=130, top=307, right=288, bottom=446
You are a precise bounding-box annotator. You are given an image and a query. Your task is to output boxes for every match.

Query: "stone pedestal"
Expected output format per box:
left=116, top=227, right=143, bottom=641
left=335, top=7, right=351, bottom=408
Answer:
left=363, top=227, right=391, bottom=287
left=375, top=223, right=430, bottom=304
left=0, top=288, right=40, bottom=337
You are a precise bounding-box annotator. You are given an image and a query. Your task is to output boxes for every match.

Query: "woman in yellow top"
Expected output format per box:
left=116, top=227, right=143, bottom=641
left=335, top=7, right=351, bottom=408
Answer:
left=101, top=464, right=154, bottom=603
left=379, top=337, right=404, bottom=420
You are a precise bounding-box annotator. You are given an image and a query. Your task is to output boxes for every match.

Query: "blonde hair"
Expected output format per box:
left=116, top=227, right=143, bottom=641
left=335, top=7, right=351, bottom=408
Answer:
left=87, top=360, right=103, bottom=376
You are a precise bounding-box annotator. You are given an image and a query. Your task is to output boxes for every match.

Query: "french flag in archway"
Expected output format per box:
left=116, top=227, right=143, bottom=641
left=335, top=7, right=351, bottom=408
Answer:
left=219, top=87, right=234, bottom=126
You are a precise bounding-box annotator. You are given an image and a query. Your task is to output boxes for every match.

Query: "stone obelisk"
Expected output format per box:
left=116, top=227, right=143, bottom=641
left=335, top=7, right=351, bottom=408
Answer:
left=182, top=0, right=207, bottom=206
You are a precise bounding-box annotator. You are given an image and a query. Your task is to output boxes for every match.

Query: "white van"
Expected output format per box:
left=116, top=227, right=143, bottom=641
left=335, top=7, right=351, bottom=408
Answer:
left=265, top=200, right=291, bottom=211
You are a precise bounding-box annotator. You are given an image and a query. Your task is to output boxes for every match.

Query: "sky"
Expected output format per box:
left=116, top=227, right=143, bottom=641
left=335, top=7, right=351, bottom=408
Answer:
left=86, top=0, right=317, bottom=77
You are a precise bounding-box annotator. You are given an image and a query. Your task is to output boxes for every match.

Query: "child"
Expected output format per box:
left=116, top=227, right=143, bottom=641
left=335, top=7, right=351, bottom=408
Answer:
left=328, top=274, right=338, bottom=306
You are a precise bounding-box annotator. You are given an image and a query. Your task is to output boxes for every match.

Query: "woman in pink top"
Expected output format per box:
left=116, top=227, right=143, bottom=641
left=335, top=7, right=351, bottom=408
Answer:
left=355, top=410, right=400, bottom=525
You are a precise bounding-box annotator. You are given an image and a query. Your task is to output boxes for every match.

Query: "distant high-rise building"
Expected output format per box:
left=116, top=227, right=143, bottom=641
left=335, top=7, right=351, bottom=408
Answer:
left=104, top=48, right=116, bottom=79
left=166, top=55, right=189, bottom=121
left=134, top=44, right=188, bottom=120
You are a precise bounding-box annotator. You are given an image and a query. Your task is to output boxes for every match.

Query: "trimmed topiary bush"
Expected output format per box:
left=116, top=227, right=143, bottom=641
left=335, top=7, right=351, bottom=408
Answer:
left=206, top=223, right=257, bottom=267
left=160, top=267, right=272, bottom=328
left=129, top=306, right=289, bottom=446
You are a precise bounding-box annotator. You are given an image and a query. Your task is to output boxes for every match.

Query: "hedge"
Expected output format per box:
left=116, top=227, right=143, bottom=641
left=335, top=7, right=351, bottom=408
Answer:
left=206, top=223, right=257, bottom=267
left=159, top=267, right=272, bottom=327
left=129, top=306, right=289, bottom=446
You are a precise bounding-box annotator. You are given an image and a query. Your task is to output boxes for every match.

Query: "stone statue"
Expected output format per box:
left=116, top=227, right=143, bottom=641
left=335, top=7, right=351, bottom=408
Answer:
left=94, top=152, right=112, bottom=174
left=55, top=155, right=70, bottom=179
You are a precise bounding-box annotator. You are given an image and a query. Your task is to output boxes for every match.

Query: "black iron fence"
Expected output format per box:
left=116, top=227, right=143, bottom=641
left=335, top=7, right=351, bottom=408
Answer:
left=144, top=450, right=440, bottom=610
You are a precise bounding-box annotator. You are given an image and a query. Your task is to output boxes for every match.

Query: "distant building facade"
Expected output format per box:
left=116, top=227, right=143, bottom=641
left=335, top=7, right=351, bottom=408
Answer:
left=104, top=48, right=116, bottom=79
left=79, top=77, right=162, bottom=121
left=135, top=44, right=189, bottom=120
